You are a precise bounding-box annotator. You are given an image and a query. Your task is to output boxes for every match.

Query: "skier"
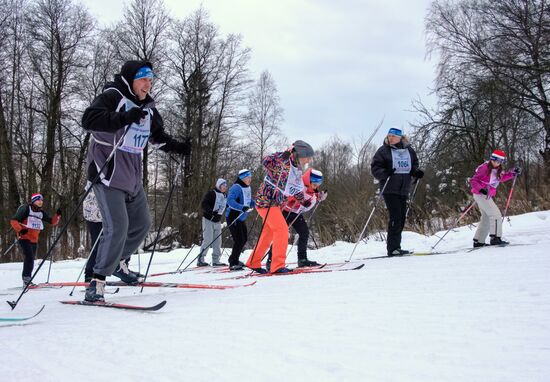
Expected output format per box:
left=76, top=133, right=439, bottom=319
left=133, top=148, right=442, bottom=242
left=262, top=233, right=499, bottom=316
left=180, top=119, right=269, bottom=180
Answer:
left=197, top=178, right=228, bottom=267
left=226, top=169, right=255, bottom=271
left=82, top=185, right=102, bottom=283
left=246, top=140, right=314, bottom=274
left=469, top=149, right=521, bottom=247
left=10, top=193, right=61, bottom=286
left=281, top=168, right=327, bottom=267
left=371, top=128, right=423, bottom=256
left=82, top=60, right=191, bottom=302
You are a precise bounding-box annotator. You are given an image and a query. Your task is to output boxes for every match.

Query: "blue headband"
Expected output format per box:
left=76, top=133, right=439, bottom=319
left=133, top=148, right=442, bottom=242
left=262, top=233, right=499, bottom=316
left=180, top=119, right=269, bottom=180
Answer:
left=134, top=66, right=154, bottom=80
left=388, top=128, right=402, bottom=137
left=238, top=170, right=252, bottom=180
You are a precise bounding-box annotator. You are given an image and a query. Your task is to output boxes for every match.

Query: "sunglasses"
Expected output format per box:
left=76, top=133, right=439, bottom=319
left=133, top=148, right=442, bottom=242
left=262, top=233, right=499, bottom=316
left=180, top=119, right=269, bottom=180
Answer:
left=490, top=157, right=506, bottom=164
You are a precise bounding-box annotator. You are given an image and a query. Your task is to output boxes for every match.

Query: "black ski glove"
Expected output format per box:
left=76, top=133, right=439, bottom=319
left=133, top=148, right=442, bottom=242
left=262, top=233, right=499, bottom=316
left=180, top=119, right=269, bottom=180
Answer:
left=173, top=140, right=191, bottom=156
left=281, top=150, right=292, bottom=161
left=301, top=198, right=312, bottom=208
left=242, top=206, right=250, bottom=213
left=385, top=168, right=396, bottom=178
left=479, top=188, right=488, bottom=195
left=122, top=107, right=147, bottom=125
left=19, top=229, right=28, bottom=235
left=413, top=169, right=424, bottom=179
left=56, top=208, right=62, bottom=216
left=512, top=167, right=522, bottom=176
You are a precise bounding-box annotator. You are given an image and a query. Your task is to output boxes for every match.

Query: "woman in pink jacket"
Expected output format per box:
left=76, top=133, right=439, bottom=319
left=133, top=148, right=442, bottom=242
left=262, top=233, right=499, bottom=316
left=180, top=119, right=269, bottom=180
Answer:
left=469, top=150, right=521, bottom=247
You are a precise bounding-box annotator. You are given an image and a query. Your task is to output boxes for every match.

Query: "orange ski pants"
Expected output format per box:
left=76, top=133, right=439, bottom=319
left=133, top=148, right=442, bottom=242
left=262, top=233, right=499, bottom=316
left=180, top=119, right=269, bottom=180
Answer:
left=246, top=206, right=288, bottom=272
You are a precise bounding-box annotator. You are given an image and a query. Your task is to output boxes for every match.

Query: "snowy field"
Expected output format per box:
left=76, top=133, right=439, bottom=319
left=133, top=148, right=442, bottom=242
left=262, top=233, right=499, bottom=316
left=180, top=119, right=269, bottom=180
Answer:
left=1, top=210, right=550, bottom=382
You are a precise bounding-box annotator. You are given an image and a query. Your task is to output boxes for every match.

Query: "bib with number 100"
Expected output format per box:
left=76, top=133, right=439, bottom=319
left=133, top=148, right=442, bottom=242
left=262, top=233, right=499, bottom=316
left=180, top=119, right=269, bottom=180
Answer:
left=391, top=148, right=412, bottom=174
left=119, top=99, right=151, bottom=154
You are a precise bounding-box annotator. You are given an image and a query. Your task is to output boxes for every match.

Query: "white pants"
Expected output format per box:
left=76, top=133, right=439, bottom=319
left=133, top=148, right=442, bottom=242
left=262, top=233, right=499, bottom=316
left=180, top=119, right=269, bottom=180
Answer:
left=473, top=194, right=503, bottom=242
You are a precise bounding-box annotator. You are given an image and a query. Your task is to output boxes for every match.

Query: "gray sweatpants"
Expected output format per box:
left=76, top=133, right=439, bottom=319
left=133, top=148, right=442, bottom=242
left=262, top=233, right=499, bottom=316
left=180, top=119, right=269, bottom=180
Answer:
left=198, top=217, right=222, bottom=263
left=473, top=193, right=503, bottom=242
left=92, top=183, right=151, bottom=277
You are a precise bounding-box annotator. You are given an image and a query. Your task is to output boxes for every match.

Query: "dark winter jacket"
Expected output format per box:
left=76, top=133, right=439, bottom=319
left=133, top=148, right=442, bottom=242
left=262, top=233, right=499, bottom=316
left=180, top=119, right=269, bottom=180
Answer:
left=82, top=60, right=191, bottom=195
left=10, top=204, right=60, bottom=244
left=201, top=188, right=227, bottom=223
left=226, top=178, right=255, bottom=222
left=371, top=140, right=419, bottom=196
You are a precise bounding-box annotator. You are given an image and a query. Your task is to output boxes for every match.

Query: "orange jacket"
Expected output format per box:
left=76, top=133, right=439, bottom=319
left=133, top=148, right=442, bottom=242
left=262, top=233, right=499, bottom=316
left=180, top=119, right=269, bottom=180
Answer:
left=10, top=204, right=60, bottom=243
left=283, top=168, right=317, bottom=213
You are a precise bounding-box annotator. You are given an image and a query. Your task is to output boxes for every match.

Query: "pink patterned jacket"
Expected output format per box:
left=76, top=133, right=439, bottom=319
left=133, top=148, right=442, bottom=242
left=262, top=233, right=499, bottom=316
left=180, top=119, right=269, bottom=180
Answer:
left=470, top=161, right=515, bottom=198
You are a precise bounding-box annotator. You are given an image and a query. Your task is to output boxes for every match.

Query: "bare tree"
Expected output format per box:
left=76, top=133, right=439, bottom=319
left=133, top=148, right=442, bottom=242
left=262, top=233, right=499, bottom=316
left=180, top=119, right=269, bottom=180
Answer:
left=244, top=70, right=285, bottom=162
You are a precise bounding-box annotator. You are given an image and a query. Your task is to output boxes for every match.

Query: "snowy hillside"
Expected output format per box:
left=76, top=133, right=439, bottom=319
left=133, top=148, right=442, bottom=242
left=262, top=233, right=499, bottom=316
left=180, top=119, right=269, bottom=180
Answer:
left=1, top=211, right=550, bottom=382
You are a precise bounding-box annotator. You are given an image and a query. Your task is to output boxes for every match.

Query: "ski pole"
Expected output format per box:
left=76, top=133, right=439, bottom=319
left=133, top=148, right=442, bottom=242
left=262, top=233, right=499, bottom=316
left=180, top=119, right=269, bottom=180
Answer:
left=1, top=238, right=18, bottom=260
left=69, top=227, right=104, bottom=296
left=347, top=177, right=391, bottom=262
left=502, top=175, right=518, bottom=224
left=140, top=158, right=183, bottom=292
left=46, top=226, right=59, bottom=283
left=405, top=178, right=420, bottom=221
left=431, top=200, right=476, bottom=251
left=7, top=126, right=131, bottom=310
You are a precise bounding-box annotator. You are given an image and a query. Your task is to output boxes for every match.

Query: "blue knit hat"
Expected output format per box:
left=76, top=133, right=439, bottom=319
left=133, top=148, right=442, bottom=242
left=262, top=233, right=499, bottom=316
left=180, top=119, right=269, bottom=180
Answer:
left=310, top=170, right=323, bottom=184
left=134, top=66, right=154, bottom=80
left=238, top=169, right=252, bottom=180
left=388, top=127, right=402, bottom=137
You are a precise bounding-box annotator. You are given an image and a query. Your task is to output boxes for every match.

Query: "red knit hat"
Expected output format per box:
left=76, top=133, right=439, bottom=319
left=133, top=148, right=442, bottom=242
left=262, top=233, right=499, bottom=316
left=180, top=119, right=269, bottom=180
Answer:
left=490, top=150, right=506, bottom=162
left=30, top=193, right=43, bottom=204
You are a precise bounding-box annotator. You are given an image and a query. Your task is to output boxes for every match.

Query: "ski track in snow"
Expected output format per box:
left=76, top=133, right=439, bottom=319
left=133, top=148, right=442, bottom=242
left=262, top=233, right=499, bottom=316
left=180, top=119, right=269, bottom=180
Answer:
left=1, top=211, right=549, bottom=381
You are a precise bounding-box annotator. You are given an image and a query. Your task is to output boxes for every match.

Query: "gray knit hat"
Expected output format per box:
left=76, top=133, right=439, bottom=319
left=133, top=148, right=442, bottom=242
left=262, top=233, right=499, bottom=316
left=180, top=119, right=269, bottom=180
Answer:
left=292, top=140, right=314, bottom=158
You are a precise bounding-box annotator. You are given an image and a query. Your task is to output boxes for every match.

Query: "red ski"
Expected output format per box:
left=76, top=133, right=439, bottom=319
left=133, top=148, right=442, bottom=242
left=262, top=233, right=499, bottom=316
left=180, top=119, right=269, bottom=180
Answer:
left=33, top=280, right=256, bottom=290
left=222, top=264, right=365, bottom=280
left=60, top=300, right=166, bottom=311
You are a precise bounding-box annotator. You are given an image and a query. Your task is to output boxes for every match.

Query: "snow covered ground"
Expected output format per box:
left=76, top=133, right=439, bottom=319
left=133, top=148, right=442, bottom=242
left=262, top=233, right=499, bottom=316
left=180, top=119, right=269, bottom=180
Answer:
left=1, top=210, right=549, bottom=382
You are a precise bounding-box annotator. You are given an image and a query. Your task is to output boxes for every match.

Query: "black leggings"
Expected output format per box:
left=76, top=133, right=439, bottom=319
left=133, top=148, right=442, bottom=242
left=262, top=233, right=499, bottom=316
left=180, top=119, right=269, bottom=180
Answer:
left=85, top=221, right=103, bottom=278
left=19, top=239, right=37, bottom=279
left=228, top=218, right=248, bottom=266
left=282, top=211, right=310, bottom=257
left=383, top=194, right=408, bottom=253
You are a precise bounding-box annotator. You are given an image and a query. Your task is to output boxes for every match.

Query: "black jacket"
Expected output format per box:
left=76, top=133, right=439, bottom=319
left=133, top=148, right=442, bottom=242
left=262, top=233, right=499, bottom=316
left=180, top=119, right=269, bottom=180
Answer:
left=371, top=140, right=419, bottom=196
left=82, top=60, right=191, bottom=194
left=201, top=188, right=227, bottom=223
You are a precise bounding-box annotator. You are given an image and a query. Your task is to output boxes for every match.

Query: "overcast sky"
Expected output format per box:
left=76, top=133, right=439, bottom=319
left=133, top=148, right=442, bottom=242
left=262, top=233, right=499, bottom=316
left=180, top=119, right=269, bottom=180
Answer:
left=81, top=0, right=437, bottom=148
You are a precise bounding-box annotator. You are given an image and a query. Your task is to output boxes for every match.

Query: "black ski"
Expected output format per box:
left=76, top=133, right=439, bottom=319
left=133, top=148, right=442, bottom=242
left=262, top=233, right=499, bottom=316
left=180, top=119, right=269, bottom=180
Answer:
left=60, top=300, right=167, bottom=311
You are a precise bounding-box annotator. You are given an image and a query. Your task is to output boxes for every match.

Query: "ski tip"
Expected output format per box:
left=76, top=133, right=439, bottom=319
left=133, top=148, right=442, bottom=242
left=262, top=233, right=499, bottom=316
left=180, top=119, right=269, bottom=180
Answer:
left=354, top=264, right=365, bottom=270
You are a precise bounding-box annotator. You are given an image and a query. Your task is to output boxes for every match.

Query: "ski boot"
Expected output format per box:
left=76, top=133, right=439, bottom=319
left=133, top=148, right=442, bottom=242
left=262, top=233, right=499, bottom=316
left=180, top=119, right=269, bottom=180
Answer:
left=388, top=249, right=411, bottom=257
left=490, top=235, right=509, bottom=246
left=297, top=256, right=320, bottom=267
left=250, top=267, right=268, bottom=274
left=112, top=260, right=140, bottom=284
left=124, top=259, right=145, bottom=281
left=272, top=267, right=292, bottom=274
left=22, top=277, right=36, bottom=288
left=196, top=260, right=209, bottom=267
left=229, top=263, right=244, bottom=271
left=212, top=262, right=228, bottom=267
left=473, top=239, right=487, bottom=248
left=85, top=279, right=106, bottom=302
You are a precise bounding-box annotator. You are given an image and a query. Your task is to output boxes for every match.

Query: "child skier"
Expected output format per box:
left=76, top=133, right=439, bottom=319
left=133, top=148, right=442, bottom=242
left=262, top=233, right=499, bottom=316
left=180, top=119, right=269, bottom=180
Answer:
left=279, top=168, right=327, bottom=267
left=469, top=150, right=521, bottom=247
left=246, top=140, right=314, bottom=274
left=226, top=169, right=255, bottom=271
left=10, top=193, right=61, bottom=286
left=197, top=178, right=228, bottom=267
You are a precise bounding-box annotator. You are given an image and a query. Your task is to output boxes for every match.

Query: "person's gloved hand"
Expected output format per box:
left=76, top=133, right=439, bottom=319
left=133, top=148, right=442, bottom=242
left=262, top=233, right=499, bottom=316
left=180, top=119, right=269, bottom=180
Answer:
left=513, top=166, right=522, bottom=176
left=480, top=188, right=488, bottom=195
left=242, top=206, right=250, bottom=213
left=281, top=150, right=292, bottom=161
left=301, top=198, right=312, bottom=208
left=56, top=208, right=62, bottom=216
left=318, top=190, right=328, bottom=202
left=19, top=229, right=28, bottom=236
left=122, top=107, right=147, bottom=125
left=386, top=168, right=396, bottom=177
left=413, top=169, right=425, bottom=179
left=174, top=141, right=191, bottom=156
